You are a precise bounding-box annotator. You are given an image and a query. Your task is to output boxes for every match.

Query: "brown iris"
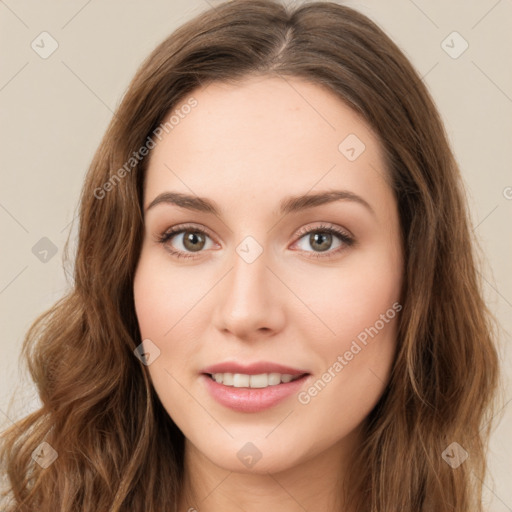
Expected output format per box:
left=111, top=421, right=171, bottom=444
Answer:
left=182, top=231, right=206, bottom=252
left=309, top=232, right=332, bottom=252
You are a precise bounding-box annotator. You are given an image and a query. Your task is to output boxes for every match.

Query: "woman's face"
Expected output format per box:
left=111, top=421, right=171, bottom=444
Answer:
left=133, top=75, right=403, bottom=474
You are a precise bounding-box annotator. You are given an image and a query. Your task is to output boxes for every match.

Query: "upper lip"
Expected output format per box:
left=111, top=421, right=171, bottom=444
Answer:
left=201, top=361, right=309, bottom=376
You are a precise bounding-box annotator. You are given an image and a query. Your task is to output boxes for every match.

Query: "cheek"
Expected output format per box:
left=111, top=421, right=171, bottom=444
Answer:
left=132, top=252, right=204, bottom=397
left=133, top=249, right=205, bottom=342
left=132, top=251, right=206, bottom=428
left=290, top=242, right=401, bottom=417
left=290, top=246, right=402, bottom=353
left=294, top=276, right=400, bottom=439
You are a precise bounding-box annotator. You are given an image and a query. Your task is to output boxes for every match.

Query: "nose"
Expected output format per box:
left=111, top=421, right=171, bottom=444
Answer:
left=211, top=245, right=286, bottom=341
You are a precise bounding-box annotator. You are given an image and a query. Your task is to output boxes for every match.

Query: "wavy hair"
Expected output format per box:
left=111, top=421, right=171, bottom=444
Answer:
left=0, top=1, right=501, bottom=510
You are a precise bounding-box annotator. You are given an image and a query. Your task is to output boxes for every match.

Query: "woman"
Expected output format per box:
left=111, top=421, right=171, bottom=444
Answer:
left=0, top=1, right=500, bottom=510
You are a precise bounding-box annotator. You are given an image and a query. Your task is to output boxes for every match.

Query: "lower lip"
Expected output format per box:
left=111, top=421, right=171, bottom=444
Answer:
left=201, top=374, right=309, bottom=413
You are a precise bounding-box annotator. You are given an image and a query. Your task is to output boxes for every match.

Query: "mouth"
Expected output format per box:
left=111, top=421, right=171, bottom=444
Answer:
left=200, top=371, right=311, bottom=413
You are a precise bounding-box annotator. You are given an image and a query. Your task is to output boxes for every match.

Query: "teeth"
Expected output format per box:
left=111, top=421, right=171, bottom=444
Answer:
left=210, top=372, right=303, bottom=388
left=267, top=373, right=281, bottom=385
left=233, top=373, right=250, bottom=387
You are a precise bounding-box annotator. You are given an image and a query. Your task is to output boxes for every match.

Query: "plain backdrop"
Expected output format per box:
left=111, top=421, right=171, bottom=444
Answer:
left=1, top=0, right=511, bottom=509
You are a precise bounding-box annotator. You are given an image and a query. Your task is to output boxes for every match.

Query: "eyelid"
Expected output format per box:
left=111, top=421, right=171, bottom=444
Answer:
left=155, top=222, right=216, bottom=243
left=293, top=222, right=353, bottom=241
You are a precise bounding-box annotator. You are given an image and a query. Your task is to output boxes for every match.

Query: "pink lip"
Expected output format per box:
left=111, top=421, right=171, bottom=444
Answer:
left=201, top=373, right=310, bottom=413
left=201, top=361, right=308, bottom=376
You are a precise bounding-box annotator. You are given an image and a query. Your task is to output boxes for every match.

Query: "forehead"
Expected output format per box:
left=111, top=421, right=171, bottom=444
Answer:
left=144, top=75, right=391, bottom=215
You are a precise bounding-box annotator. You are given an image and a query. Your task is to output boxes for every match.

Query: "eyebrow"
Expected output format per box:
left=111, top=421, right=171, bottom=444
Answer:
left=145, top=190, right=375, bottom=217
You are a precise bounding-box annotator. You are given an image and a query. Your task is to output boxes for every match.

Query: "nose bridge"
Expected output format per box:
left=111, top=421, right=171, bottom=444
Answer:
left=212, top=234, right=284, bottom=338
left=230, top=241, right=268, bottom=300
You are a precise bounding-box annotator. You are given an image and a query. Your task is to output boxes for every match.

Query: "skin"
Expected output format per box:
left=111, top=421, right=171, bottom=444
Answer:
left=133, top=75, right=403, bottom=512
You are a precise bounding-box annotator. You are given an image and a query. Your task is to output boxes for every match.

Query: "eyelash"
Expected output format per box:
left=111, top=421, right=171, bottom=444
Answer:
left=155, top=223, right=355, bottom=260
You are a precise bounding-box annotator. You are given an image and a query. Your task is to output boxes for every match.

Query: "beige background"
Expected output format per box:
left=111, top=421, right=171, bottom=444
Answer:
left=1, top=0, right=511, bottom=509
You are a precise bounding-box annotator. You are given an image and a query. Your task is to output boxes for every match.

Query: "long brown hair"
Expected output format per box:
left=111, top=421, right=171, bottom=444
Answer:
left=1, top=1, right=501, bottom=510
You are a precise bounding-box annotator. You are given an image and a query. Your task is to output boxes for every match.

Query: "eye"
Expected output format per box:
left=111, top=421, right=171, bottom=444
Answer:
left=292, top=223, right=354, bottom=259
left=155, top=222, right=355, bottom=260
left=155, top=223, right=216, bottom=260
